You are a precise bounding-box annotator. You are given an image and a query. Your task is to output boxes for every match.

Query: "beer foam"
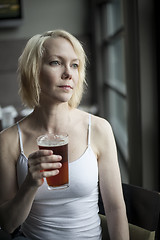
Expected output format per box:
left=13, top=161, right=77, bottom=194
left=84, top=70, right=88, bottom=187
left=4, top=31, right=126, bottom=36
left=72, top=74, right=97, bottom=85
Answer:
left=37, top=134, right=68, bottom=147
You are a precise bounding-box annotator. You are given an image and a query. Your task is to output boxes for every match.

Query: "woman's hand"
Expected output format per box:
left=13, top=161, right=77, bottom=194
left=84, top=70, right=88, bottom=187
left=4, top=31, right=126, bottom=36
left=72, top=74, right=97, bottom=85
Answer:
left=27, top=150, right=62, bottom=188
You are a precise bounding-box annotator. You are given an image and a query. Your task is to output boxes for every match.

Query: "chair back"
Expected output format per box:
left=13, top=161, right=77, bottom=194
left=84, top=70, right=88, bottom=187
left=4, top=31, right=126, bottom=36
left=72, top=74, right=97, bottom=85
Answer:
left=122, top=183, right=160, bottom=240
left=99, top=183, right=160, bottom=240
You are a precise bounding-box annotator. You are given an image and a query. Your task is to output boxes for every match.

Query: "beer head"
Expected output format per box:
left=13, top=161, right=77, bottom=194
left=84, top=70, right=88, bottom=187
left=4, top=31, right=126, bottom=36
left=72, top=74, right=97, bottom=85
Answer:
left=37, top=133, right=68, bottom=148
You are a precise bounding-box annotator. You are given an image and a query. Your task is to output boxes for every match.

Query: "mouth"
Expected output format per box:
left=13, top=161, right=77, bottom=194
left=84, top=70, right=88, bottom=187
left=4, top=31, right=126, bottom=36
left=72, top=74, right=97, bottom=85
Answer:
left=58, top=85, right=73, bottom=90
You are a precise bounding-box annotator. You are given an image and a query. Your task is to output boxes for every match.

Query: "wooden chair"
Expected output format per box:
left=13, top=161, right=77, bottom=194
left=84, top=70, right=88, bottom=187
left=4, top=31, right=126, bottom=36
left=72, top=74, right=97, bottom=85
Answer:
left=99, top=183, right=160, bottom=240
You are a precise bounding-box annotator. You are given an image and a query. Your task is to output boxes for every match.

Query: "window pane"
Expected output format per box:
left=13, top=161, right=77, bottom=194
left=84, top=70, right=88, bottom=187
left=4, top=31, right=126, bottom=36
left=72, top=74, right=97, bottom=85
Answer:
left=118, top=150, right=129, bottom=183
left=105, top=89, right=128, bottom=160
left=102, top=0, right=123, bottom=38
left=104, top=37, right=126, bottom=94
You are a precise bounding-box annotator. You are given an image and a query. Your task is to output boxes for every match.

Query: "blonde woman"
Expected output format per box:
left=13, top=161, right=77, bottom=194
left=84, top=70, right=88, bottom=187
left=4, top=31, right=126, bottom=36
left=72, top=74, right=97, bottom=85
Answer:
left=0, top=30, right=129, bottom=240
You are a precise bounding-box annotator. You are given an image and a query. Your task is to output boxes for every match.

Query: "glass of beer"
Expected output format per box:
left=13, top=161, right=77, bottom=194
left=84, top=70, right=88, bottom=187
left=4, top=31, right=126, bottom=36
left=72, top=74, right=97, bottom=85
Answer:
left=37, top=133, right=69, bottom=190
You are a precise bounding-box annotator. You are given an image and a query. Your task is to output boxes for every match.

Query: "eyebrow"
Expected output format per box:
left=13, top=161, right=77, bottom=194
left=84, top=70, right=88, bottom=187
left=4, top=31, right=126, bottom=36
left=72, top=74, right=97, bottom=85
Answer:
left=48, top=55, right=79, bottom=62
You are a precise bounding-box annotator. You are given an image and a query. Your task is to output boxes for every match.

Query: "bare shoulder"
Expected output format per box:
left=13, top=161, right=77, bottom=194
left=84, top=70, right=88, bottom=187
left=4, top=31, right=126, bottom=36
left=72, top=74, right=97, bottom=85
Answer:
left=90, top=115, right=116, bottom=157
left=0, top=124, right=18, bottom=145
left=72, top=109, right=113, bottom=136
left=0, top=124, right=21, bottom=202
left=0, top=124, right=19, bottom=164
left=91, top=114, right=113, bottom=138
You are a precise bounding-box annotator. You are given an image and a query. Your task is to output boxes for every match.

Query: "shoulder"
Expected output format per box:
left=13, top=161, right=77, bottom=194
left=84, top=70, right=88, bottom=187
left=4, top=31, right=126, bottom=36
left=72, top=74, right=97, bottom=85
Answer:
left=0, top=123, right=20, bottom=163
left=0, top=124, right=17, bottom=144
left=72, top=108, right=113, bottom=134
left=90, top=115, right=116, bottom=157
left=91, top=114, right=113, bottom=137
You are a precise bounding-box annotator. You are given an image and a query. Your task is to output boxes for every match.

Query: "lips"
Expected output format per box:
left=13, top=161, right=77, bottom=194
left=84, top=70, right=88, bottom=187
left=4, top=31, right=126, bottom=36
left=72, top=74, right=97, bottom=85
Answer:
left=58, top=85, right=73, bottom=89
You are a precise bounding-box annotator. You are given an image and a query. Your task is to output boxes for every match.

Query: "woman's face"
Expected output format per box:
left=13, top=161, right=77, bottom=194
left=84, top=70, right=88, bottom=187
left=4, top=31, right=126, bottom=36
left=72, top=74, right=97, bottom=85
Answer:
left=39, top=37, right=79, bottom=105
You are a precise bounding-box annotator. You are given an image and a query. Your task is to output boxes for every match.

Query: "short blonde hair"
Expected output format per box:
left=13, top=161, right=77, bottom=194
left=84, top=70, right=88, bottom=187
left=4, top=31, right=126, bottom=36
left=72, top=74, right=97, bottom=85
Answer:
left=18, top=29, right=87, bottom=108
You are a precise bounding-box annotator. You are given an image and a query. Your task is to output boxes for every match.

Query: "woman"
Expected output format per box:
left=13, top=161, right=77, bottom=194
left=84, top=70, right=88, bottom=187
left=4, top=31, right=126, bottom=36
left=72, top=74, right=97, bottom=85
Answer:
left=0, top=30, right=129, bottom=240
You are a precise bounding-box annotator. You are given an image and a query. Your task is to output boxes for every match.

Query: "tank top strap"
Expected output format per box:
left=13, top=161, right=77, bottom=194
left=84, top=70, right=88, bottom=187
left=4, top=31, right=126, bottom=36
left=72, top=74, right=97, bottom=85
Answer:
left=17, top=122, right=24, bottom=154
left=88, top=114, right=91, bottom=146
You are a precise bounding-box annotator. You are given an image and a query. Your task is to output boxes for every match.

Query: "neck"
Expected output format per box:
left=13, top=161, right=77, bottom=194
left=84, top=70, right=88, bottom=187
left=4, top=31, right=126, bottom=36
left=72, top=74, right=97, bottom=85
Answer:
left=33, top=102, right=71, bottom=134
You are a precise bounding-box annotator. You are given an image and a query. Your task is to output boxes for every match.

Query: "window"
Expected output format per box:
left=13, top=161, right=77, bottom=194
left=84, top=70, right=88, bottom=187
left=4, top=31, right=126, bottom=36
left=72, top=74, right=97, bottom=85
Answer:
left=102, top=0, right=128, bottom=181
left=96, top=0, right=129, bottom=182
left=91, top=0, right=159, bottom=190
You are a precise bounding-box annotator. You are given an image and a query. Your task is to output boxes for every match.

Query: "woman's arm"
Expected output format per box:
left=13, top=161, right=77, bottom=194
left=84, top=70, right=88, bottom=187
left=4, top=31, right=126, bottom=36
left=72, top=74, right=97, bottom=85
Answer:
left=0, top=127, right=62, bottom=233
left=0, top=128, right=37, bottom=233
left=93, top=117, right=129, bottom=240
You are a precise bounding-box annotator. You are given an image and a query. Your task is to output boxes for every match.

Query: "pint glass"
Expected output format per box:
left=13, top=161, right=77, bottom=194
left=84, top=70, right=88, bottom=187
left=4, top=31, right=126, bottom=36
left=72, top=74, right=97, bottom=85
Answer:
left=37, top=133, right=69, bottom=190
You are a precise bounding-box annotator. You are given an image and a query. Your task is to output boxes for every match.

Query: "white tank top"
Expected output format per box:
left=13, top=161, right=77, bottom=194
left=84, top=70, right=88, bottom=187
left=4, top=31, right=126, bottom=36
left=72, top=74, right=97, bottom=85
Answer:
left=16, top=114, right=102, bottom=240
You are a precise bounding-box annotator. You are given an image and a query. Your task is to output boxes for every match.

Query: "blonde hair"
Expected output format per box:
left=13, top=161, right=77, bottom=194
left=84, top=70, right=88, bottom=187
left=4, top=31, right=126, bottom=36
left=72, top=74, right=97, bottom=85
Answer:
left=18, top=29, right=87, bottom=108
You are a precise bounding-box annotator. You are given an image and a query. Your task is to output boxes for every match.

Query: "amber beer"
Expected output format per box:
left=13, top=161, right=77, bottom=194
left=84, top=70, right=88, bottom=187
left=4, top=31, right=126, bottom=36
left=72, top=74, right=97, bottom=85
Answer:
left=37, top=134, right=69, bottom=190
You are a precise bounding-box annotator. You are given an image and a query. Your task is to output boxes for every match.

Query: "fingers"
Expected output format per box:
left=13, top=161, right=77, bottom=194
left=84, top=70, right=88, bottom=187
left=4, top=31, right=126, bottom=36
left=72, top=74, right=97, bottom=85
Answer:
left=29, top=167, right=60, bottom=185
left=41, top=169, right=60, bottom=178
left=28, top=150, right=62, bottom=168
left=31, top=161, right=62, bottom=172
left=27, top=150, right=62, bottom=188
left=29, top=149, right=52, bottom=159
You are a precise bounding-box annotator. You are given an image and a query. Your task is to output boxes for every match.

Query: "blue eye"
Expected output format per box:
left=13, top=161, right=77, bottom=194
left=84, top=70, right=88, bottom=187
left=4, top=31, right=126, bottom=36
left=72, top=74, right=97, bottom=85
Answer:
left=72, top=63, right=79, bottom=69
left=49, top=61, right=60, bottom=66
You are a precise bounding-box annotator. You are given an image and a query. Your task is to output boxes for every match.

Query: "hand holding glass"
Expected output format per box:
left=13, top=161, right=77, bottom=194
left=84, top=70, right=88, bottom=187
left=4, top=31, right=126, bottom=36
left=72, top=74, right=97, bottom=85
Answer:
left=37, top=133, right=69, bottom=190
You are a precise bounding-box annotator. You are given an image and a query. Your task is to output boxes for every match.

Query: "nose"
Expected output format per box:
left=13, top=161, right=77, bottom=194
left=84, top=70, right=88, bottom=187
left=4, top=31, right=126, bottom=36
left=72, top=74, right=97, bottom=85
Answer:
left=61, top=66, right=72, bottom=80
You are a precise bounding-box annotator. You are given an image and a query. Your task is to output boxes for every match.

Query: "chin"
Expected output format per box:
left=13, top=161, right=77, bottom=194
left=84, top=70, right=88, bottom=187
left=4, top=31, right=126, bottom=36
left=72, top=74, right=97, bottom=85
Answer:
left=58, top=93, right=73, bottom=102
left=55, top=96, right=72, bottom=105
